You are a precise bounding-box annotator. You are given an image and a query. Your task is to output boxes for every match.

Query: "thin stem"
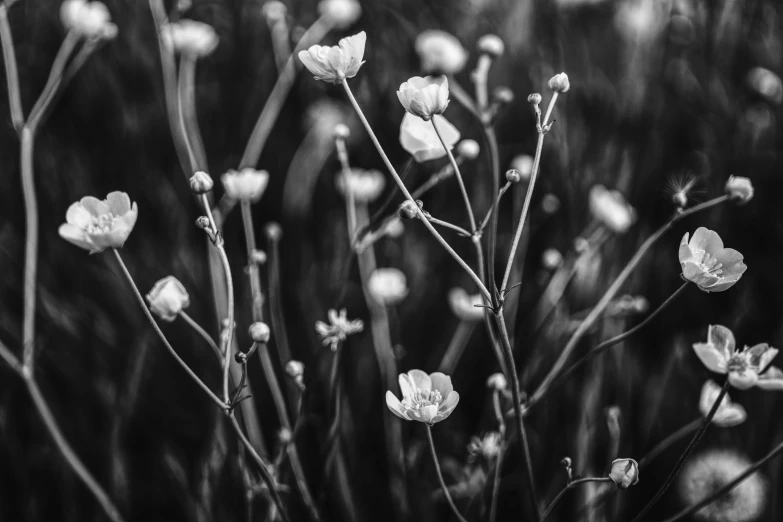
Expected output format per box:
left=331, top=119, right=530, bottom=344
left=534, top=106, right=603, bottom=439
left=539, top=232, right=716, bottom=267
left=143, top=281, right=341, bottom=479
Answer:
left=543, top=281, right=689, bottom=399
left=0, top=339, right=21, bottom=372
left=428, top=217, right=471, bottom=237
left=266, top=230, right=294, bottom=365
left=111, top=249, right=227, bottom=410
left=179, top=311, right=223, bottom=363
left=446, top=75, right=480, bottom=119
left=0, top=2, right=24, bottom=131
left=240, top=201, right=265, bottom=321
left=638, top=417, right=701, bottom=469
left=19, top=127, right=37, bottom=370
left=541, top=477, right=612, bottom=521
left=484, top=125, right=500, bottom=304
left=661, top=437, right=783, bottom=522
left=342, top=80, right=491, bottom=303
left=26, top=31, right=80, bottom=132
left=437, top=320, right=476, bottom=374
left=630, top=380, right=730, bottom=522
left=425, top=425, right=469, bottom=522
left=478, top=182, right=511, bottom=234
left=432, top=117, right=477, bottom=232
left=178, top=55, right=207, bottom=169
left=527, top=196, right=730, bottom=411
left=473, top=55, right=492, bottom=112
left=489, top=389, right=506, bottom=522
left=176, top=54, right=198, bottom=171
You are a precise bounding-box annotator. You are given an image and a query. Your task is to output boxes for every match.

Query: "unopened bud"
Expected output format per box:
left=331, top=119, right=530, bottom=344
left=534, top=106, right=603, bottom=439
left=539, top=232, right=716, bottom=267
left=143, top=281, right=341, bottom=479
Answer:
left=251, top=249, right=267, bottom=265
left=285, top=360, right=304, bottom=378
left=278, top=427, right=293, bottom=444
left=486, top=373, right=507, bottom=391
left=493, top=86, right=514, bottom=105
left=195, top=216, right=211, bottom=229
left=265, top=222, right=283, bottom=241
left=399, top=200, right=422, bottom=219
left=548, top=72, right=570, bottom=94
left=249, top=322, right=271, bottom=343
left=672, top=191, right=688, bottom=208
left=190, top=171, right=214, bottom=194
left=334, top=123, right=350, bottom=139
left=725, top=175, right=754, bottom=204
left=505, top=169, right=522, bottom=184
left=527, top=93, right=542, bottom=105
left=456, top=139, right=480, bottom=160
left=477, top=34, right=504, bottom=57
left=262, top=1, right=287, bottom=24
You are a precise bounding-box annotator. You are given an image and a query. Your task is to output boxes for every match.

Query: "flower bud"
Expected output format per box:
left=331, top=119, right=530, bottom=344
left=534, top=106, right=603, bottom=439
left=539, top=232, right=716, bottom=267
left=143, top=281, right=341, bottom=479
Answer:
left=221, top=168, right=270, bottom=202
left=486, top=373, right=507, bottom=391
left=318, top=0, right=362, bottom=30
left=672, top=190, right=688, bottom=208
left=285, top=360, right=305, bottom=378
left=265, top=222, right=283, bottom=241
left=492, top=86, right=514, bottom=105
left=477, top=34, right=504, bottom=57
left=399, top=200, right=422, bottom=219
left=334, top=123, right=351, bottom=140
left=548, top=72, right=570, bottom=94
left=448, top=288, right=485, bottom=322
left=261, top=1, right=287, bottom=24
left=278, top=427, right=293, bottom=444
left=249, top=322, right=271, bottom=343
left=415, top=30, right=468, bottom=75
left=195, top=216, right=211, bottom=229
left=747, top=67, right=783, bottom=105
left=725, top=175, right=754, bottom=204
left=456, top=139, right=480, bottom=160
left=511, top=155, right=534, bottom=182
left=609, top=458, right=639, bottom=489
left=251, top=249, right=267, bottom=265
left=505, top=169, right=522, bottom=184
left=367, top=268, right=408, bottom=306
left=397, top=76, right=450, bottom=121
left=60, top=0, right=114, bottom=39
left=542, top=248, right=563, bottom=270
left=527, top=93, right=542, bottom=105
left=189, top=171, right=214, bottom=194
left=589, top=185, right=636, bottom=233
left=146, top=276, right=190, bottom=322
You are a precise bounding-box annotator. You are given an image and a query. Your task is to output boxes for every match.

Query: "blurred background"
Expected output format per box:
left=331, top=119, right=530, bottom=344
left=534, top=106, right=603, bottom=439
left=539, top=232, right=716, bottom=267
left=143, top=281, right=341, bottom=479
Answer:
left=1, top=0, right=782, bottom=520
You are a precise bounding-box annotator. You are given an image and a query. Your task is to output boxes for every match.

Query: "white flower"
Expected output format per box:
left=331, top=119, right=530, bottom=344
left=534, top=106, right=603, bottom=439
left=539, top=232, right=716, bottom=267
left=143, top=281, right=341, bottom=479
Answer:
left=385, top=370, right=460, bottom=424
left=367, top=268, right=408, bottom=306
left=724, top=176, right=754, bottom=204
left=486, top=373, right=507, bottom=391
left=298, top=31, right=366, bottom=84
left=699, top=380, right=746, bottom=427
left=335, top=168, right=386, bottom=203
left=146, top=276, right=190, bottom=322
left=317, top=0, right=362, bottom=30
left=448, top=288, right=485, bottom=322
left=542, top=248, right=563, bottom=270
left=58, top=192, right=138, bottom=253
left=315, top=309, right=364, bottom=351
left=60, top=0, right=115, bottom=39
left=589, top=185, right=636, bottom=233
left=747, top=67, right=783, bottom=105
left=161, top=20, right=219, bottom=58
left=477, top=34, right=504, bottom=57
left=548, top=72, right=571, bottom=93
left=609, top=458, right=639, bottom=489
left=397, top=76, right=450, bottom=121
left=467, top=432, right=502, bottom=461
left=221, top=169, right=270, bottom=202
left=679, top=228, right=746, bottom=292
left=415, top=30, right=468, bottom=75
left=399, top=113, right=460, bottom=163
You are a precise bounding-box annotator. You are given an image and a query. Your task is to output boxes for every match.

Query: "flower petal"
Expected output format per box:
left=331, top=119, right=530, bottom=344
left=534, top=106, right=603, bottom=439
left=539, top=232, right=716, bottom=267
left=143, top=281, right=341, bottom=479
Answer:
left=399, top=373, right=415, bottom=399
left=385, top=391, right=410, bottom=420
left=437, top=390, right=459, bottom=416
left=747, top=344, right=778, bottom=373
left=429, top=372, right=453, bottom=398
left=729, top=370, right=758, bottom=389
left=693, top=342, right=728, bottom=374
left=678, top=232, right=692, bottom=263
left=756, top=366, right=783, bottom=390
left=105, top=191, right=131, bottom=215
left=65, top=202, right=93, bottom=228
left=407, top=369, right=432, bottom=392
left=689, top=227, right=724, bottom=254
left=79, top=196, right=110, bottom=217
left=58, top=223, right=99, bottom=252
left=708, top=325, right=735, bottom=358
left=712, top=248, right=745, bottom=274
left=713, top=403, right=747, bottom=427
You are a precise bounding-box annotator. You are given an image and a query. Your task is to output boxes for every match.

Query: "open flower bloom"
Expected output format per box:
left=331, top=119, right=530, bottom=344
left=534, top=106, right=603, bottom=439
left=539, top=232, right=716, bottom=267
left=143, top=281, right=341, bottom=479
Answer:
left=448, top=288, right=485, bottom=322
left=699, top=380, right=746, bottom=427
left=397, top=76, right=450, bottom=121
left=61, top=0, right=116, bottom=39
left=335, top=168, right=386, bottom=203
left=161, top=20, right=219, bottom=58
left=367, top=268, right=408, bottom=305
left=679, top=228, right=746, bottom=292
left=400, top=113, right=460, bottom=163
left=315, top=308, right=364, bottom=351
left=589, top=185, right=636, bottom=233
left=386, top=370, right=460, bottom=424
left=609, top=458, right=639, bottom=489
left=693, top=325, right=782, bottom=390
left=415, top=30, right=468, bottom=75
left=221, top=168, right=270, bottom=202
left=59, top=192, right=138, bottom=253
left=146, top=276, right=190, bottom=322
left=298, top=31, right=366, bottom=83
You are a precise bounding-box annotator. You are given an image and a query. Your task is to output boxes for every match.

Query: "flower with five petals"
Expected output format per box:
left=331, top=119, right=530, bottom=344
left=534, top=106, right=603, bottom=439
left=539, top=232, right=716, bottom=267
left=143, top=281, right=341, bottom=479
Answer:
left=315, top=309, right=364, bottom=351
left=386, top=370, right=460, bottom=424
left=58, top=192, right=138, bottom=253
left=679, top=227, right=746, bottom=292
left=298, top=31, right=366, bottom=83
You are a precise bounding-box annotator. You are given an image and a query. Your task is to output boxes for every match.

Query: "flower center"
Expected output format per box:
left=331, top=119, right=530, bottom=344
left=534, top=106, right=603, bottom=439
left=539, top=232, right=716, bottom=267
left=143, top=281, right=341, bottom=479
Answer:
left=87, top=213, right=117, bottom=234
left=727, top=354, right=747, bottom=374
left=402, top=388, right=442, bottom=411
left=694, top=249, right=724, bottom=276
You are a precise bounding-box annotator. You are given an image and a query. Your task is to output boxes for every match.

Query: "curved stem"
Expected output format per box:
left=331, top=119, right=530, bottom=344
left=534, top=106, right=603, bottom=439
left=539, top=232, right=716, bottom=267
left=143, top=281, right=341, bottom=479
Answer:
left=112, top=249, right=227, bottom=410
left=432, top=117, right=476, bottom=232
left=342, top=80, right=491, bottom=303
left=19, top=127, right=37, bottom=370
left=428, top=217, right=471, bottom=237
left=630, top=379, right=730, bottom=522
left=178, top=55, right=207, bottom=170
left=477, top=181, right=511, bottom=234
left=26, top=31, right=80, bottom=132
left=179, top=311, right=223, bottom=363
left=425, top=425, right=468, bottom=522
left=240, top=201, right=265, bottom=321
left=638, top=417, right=701, bottom=469
left=541, top=477, right=612, bottom=521
left=0, top=2, right=24, bottom=131
left=484, top=125, right=500, bottom=304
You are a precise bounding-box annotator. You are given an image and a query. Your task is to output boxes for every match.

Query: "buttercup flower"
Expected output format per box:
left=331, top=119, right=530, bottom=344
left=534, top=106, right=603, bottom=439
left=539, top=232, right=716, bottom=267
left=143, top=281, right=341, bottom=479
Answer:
left=367, top=268, right=408, bottom=306
left=699, top=380, right=746, bottom=427
left=725, top=176, right=754, bottom=204
left=60, top=0, right=116, bottom=39
left=315, top=309, right=364, bottom=351
left=400, top=113, right=460, bottom=163
left=298, top=31, right=366, bottom=83
left=548, top=72, right=571, bottom=93
left=221, top=169, right=270, bottom=202
left=467, top=432, right=502, bottom=461
left=448, top=288, right=485, bottom=322
left=317, top=0, right=361, bottom=30
left=161, top=20, right=219, bottom=58
left=397, top=76, right=450, bottom=121
left=609, top=458, right=639, bottom=489
left=589, top=185, right=636, bottom=233
left=386, top=370, right=460, bottom=424
left=415, top=30, right=468, bottom=75
left=679, top=227, right=746, bottom=292
left=692, top=324, right=782, bottom=390
left=335, top=168, right=386, bottom=203
left=59, top=191, right=138, bottom=253
left=146, top=276, right=190, bottom=322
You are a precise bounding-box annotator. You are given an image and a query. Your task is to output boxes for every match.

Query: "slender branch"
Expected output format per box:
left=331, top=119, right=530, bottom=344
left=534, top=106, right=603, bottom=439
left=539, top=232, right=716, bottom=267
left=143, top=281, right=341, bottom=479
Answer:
left=478, top=181, right=511, bottom=234
left=541, top=477, right=612, bottom=521
left=432, top=117, right=477, bottom=232
left=19, top=127, right=37, bottom=370
left=112, top=249, right=227, bottom=410
left=0, top=339, right=21, bottom=372
left=179, top=311, right=223, bottom=363
left=489, top=390, right=506, bottom=522
left=26, top=31, right=80, bottom=132
left=428, top=217, right=471, bottom=237
left=638, top=417, right=701, bottom=469
left=0, top=2, right=24, bottom=132
left=178, top=55, right=207, bottom=169
left=425, top=425, right=469, bottom=522
left=484, top=125, right=500, bottom=304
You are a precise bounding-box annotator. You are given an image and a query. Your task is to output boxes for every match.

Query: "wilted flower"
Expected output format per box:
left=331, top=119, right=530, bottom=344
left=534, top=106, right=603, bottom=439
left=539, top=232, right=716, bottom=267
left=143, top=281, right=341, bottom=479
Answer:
left=59, top=192, right=138, bottom=253
left=725, top=176, right=754, bottom=204
left=400, top=113, right=460, bottom=163
left=448, top=288, right=485, bottom=322
left=386, top=370, right=460, bottom=424
left=692, top=325, right=783, bottom=390
left=60, top=0, right=116, bottom=39
left=511, top=155, right=534, bottom=182
left=699, top=380, right=746, bottom=427
left=678, top=449, right=766, bottom=522
left=335, top=168, right=386, bottom=203
left=542, top=248, right=563, bottom=270
left=486, top=373, right=507, bottom=391
left=548, top=72, right=571, bottom=93
left=679, top=228, right=746, bottom=292
left=747, top=67, right=783, bottom=105
left=146, top=276, right=190, bottom=322
left=161, top=20, right=219, bottom=58
left=298, top=31, right=366, bottom=83
left=456, top=139, right=480, bottom=160
left=415, top=30, right=468, bottom=75
left=477, top=34, right=504, bottom=57
left=397, top=76, right=450, bottom=121
left=249, top=322, right=271, bottom=343
left=609, top=458, right=639, bottom=489
left=467, top=432, right=502, bottom=461
left=221, top=169, right=270, bottom=202
left=317, top=0, right=361, bottom=30
left=315, top=309, right=364, bottom=351
left=589, top=185, right=636, bottom=233
left=367, top=268, right=408, bottom=305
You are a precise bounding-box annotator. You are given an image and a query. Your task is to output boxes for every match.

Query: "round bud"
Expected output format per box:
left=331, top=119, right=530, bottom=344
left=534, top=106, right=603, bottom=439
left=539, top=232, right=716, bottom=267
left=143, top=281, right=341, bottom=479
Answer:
left=265, top=222, right=283, bottom=241
left=527, top=93, right=542, bottom=105
left=249, top=321, right=271, bottom=343
left=195, top=216, right=211, bottom=229
left=399, top=200, right=421, bottom=219
left=477, top=34, right=504, bottom=57
left=486, top=372, right=507, bottom=391
left=278, top=427, right=293, bottom=444
left=190, top=171, right=214, bottom=194
left=251, top=249, right=267, bottom=265
left=456, top=139, right=480, bottom=160
left=262, top=1, right=287, bottom=23
left=285, top=360, right=305, bottom=378
left=493, top=86, right=514, bottom=105
left=548, top=72, right=571, bottom=94
left=505, top=169, right=522, bottom=184
left=561, top=456, right=572, bottom=468
left=672, top=191, right=688, bottom=208
left=334, top=123, right=350, bottom=140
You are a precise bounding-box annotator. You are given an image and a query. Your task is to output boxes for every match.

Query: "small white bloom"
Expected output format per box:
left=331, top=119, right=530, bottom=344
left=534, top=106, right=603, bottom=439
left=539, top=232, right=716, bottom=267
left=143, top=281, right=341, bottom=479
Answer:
left=399, top=113, right=460, bottom=163
left=221, top=169, right=270, bottom=202
left=456, top=139, right=480, bottom=160
left=161, top=20, right=219, bottom=58
left=385, top=370, right=460, bottom=424
left=609, top=458, right=639, bottom=489
left=298, top=31, right=366, bottom=84
left=548, top=72, right=571, bottom=93
left=448, top=288, right=485, bottom=322
left=367, top=268, right=408, bottom=306
left=397, top=76, right=450, bottom=121
left=477, top=34, right=504, bottom=57
left=747, top=67, right=783, bottom=105
left=467, top=432, right=502, bottom=461
left=146, top=276, right=190, bottom=322
left=315, top=309, right=364, bottom=351
left=58, top=192, right=138, bottom=253
left=335, top=168, right=386, bottom=203
left=724, top=176, right=754, bottom=204
left=589, top=185, right=636, bottom=233
left=415, top=30, right=468, bottom=75
left=486, top=373, right=507, bottom=391
left=511, top=155, right=534, bottom=182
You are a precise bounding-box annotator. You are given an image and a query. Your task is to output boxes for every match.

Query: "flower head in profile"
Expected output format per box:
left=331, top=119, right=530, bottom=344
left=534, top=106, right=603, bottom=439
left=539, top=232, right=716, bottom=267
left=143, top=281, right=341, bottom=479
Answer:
left=467, top=432, right=502, bottom=461
left=298, top=31, right=366, bottom=83
left=693, top=325, right=783, bottom=390
left=285, top=360, right=305, bottom=389
left=397, top=76, right=450, bottom=121
left=146, top=276, right=190, bottom=322
left=609, top=458, right=639, bottom=489
left=415, top=30, right=468, bottom=75
left=61, top=0, right=116, bottom=39
left=386, top=370, right=460, bottom=424
left=400, top=113, right=460, bottom=163
left=335, top=168, right=386, bottom=203
left=725, top=176, right=754, bottom=204
left=589, top=185, right=636, bottom=233
left=315, top=309, right=364, bottom=351
left=161, top=20, right=219, bottom=58
left=59, top=192, right=138, bottom=253
left=367, top=268, right=408, bottom=306
left=679, top=228, right=746, bottom=292
left=221, top=169, right=270, bottom=202
left=448, top=288, right=485, bottom=322
left=548, top=72, right=571, bottom=93
left=699, top=380, right=746, bottom=427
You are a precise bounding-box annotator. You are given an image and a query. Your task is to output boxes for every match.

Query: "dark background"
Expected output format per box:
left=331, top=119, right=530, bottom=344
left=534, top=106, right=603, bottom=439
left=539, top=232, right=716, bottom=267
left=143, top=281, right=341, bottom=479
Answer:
left=1, top=0, right=782, bottom=520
